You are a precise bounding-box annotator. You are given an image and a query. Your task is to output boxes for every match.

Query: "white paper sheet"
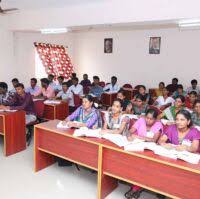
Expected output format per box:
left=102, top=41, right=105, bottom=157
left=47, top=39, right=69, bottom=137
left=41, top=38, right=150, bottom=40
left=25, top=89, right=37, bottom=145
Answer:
left=44, top=100, right=61, bottom=105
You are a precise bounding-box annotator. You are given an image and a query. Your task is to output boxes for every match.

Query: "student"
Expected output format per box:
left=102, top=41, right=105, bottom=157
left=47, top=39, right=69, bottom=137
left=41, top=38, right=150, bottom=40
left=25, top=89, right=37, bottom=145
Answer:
left=68, top=77, right=83, bottom=96
left=158, top=110, right=200, bottom=153
left=185, top=91, right=198, bottom=110
left=125, top=109, right=163, bottom=199
left=116, top=89, right=132, bottom=113
left=132, top=94, right=149, bottom=115
left=135, top=85, right=152, bottom=105
left=100, top=99, right=129, bottom=136
left=26, top=78, right=41, bottom=96
left=154, top=87, right=174, bottom=110
left=9, top=78, right=19, bottom=94
left=191, top=100, right=200, bottom=127
left=80, top=74, right=91, bottom=87
left=35, top=78, right=55, bottom=99
left=56, top=82, right=75, bottom=113
left=155, top=82, right=165, bottom=97
left=0, top=82, right=12, bottom=105
left=166, top=78, right=178, bottom=94
left=89, top=76, right=103, bottom=98
left=55, top=76, right=64, bottom=92
left=103, top=76, right=120, bottom=93
left=186, top=79, right=200, bottom=95
left=67, top=72, right=77, bottom=87
left=0, top=83, right=36, bottom=124
left=158, top=95, right=185, bottom=122
left=48, top=74, right=57, bottom=90
left=173, top=84, right=187, bottom=98
left=64, top=95, right=99, bottom=128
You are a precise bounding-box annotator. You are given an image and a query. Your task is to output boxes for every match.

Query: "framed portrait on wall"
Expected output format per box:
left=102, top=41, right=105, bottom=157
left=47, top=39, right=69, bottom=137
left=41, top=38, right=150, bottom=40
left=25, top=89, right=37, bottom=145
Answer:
left=104, top=38, right=113, bottom=53
left=149, top=37, right=161, bottom=54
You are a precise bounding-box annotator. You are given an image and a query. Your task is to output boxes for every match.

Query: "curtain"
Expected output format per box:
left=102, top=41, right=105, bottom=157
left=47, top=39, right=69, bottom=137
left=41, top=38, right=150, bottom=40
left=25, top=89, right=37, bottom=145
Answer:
left=34, top=42, right=74, bottom=79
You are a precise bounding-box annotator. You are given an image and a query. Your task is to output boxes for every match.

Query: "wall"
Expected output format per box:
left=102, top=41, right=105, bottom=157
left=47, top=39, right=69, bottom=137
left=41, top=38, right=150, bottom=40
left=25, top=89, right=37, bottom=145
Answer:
left=73, top=28, right=200, bottom=88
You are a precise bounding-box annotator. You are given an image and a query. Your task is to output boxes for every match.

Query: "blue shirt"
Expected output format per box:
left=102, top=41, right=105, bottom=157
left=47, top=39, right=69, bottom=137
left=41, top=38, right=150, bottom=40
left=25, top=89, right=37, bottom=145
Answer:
left=26, top=86, right=41, bottom=96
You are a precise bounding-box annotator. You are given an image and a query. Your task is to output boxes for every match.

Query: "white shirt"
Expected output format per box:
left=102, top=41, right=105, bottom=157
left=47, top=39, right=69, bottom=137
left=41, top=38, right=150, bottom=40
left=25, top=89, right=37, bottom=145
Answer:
left=55, top=84, right=62, bottom=92
left=103, top=83, right=120, bottom=93
left=186, top=86, right=200, bottom=94
left=57, top=90, right=74, bottom=107
left=156, top=96, right=175, bottom=107
left=69, top=84, right=83, bottom=96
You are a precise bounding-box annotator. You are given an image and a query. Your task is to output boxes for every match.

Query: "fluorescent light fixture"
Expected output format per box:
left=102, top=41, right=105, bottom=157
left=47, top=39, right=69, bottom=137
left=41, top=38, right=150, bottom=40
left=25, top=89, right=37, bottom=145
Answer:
left=40, top=28, right=68, bottom=34
left=178, top=19, right=200, bottom=28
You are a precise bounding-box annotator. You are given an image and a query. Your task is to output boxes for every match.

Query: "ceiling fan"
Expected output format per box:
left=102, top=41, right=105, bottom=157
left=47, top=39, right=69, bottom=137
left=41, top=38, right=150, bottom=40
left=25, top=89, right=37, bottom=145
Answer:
left=0, top=0, right=19, bottom=14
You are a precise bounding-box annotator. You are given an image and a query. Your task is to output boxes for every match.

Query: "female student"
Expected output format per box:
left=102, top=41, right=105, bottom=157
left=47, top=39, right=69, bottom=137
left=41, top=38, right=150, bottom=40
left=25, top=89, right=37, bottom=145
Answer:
left=154, top=87, right=174, bottom=110
left=155, top=82, right=165, bottom=97
left=135, top=85, right=152, bottom=104
left=158, top=110, right=200, bottom=152
left=185, top=91, right=198, bottom=110
left=64, top=95, right=99, bottom=128
left=158, top=95, right=185, bottom=122
left=191, top=100, right=200, bottom=127
left=132, top=94, right=149, bottom=115
left=125, top=109, right=163, bottom=199
left=101, top=99, right=129, bottom=136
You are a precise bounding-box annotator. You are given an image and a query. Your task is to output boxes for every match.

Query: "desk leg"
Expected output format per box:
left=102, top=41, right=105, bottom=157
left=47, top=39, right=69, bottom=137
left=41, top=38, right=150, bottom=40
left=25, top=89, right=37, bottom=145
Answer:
left=34, top=128, right=55, bottom=172
left=97, top=146, right=118, bottom=199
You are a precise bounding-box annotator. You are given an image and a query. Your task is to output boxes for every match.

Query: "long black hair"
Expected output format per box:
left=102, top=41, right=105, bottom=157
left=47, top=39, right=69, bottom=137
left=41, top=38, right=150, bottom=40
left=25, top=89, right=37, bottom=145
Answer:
left=176, top=109, right=193, bottom=128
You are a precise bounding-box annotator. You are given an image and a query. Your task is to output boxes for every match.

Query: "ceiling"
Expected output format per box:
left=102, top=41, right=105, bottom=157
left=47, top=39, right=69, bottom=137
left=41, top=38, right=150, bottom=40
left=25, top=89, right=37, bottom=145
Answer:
left=0, top=0, right=102, bottom=10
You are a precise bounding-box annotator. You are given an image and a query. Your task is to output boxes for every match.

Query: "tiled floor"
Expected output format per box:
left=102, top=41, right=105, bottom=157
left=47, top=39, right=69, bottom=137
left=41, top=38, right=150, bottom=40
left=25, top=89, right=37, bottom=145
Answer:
left=0, top=137, right=158, bottom=199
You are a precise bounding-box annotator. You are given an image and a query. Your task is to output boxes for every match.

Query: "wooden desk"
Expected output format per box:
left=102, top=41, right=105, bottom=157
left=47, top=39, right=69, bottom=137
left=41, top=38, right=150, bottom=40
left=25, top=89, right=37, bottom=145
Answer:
left=43, top=102, right=69, bottom=120
left=122, top=88, right=138, bottom=100
left=34, top=120, right=200, bottom=199
left=101, top=93, right=117, bottom=107
left=0, top=111, right=26, bottom=156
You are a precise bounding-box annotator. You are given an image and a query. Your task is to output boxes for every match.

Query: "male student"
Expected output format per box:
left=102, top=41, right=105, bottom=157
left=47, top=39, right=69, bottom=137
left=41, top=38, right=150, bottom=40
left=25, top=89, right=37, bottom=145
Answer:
left=56, top=82, right=75, bottom=113
left=0, top=83, right=36, bottom=124
left=69, top=77, right=83, bottom=96
left=48, top=74, right=57, bottom=90
left=35, top=78, right=55, bottom=99
left=26, top=78, right=41, bottom=96
left=166, top=78, right=179, bottom=94
left=9, top=78, right=19, bottom=94
left=67, top=72, right=77, bottom=87
left=103, top=76, right=120, bottom=93
left=80, top=74, right=91, bottom=87
left=55, top=76, right=64, bottom=92
left=89, top=76, right=103, bottom=98
left=186, top=79, right=200, bottom=95
left=0, top=82, right=12, bottom=105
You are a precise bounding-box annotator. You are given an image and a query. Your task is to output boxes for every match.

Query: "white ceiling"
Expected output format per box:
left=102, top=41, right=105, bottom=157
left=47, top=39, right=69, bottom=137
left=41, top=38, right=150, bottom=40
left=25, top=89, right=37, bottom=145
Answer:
left=1, top=0, right=102, bottom=10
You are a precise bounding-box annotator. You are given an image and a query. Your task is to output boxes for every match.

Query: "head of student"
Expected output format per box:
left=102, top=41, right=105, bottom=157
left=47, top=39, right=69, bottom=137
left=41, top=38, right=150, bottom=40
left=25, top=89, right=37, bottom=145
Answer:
left=82, top=95, right=94, bottom=110
left=189, top=91, right=198, bottom=104
left=174, top=95, right=185, bottom=108
left=0, top=82, right=8, bottom=94
left=138, top=85, right=146, bottom=95
left=58, top=76, right=64, bottom=84
left=15, top=83, right=25, bottom=96
left=30, top=78, right=37, bottom=88
left=71, top=73, right=77, bottom=79
left=111, top=99, right=123, bottom=115
left=83, top=74, right=88, bottom=80
left=159, top=82, right=165, bottom=90
left=175, top=110, right=193, bottom=130
left=111, top=76, right=117, bottom=86
left=162, top=87, right=170, bottom=97
left=72, top=77, right=79, bottom=86
left=177, top=84, right=184, bottom=95
left=191, top=79, right=198, bottom=89
left=117, top=89, right=126, bottom=101
left=193, top=100, right=200, bottom=115
left=93, top=76, right=100, bottom=85
left=48, top=74, right=54, bottom=82
left=145, top=109, right=159, bottom=127
left=135, top=94, right=146, bottom=107
left=172, top=78, right=178, bottom=85
left=62, top=82, right=69, bottom=92
left=12, top=78, right=19, bottom=87
left=40, top=78, right=50, bottom=88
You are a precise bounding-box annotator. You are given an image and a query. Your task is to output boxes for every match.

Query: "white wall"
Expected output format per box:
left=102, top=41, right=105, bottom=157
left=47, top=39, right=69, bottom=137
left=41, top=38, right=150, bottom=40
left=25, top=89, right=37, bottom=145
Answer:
left=13, top=32, right=75, bottom=87
left=0, top=28, right=15, bottom=88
